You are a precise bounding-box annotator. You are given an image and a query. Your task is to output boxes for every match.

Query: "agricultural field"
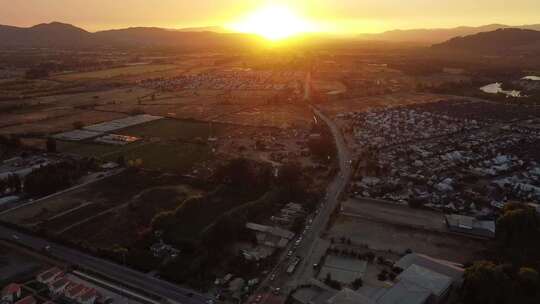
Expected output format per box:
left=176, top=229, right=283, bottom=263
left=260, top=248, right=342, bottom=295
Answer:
left=53, top=64, right=181, bottom=81
left=119, top=118, right=231, bottom=141
left=317, top=92, right=448, bottom=117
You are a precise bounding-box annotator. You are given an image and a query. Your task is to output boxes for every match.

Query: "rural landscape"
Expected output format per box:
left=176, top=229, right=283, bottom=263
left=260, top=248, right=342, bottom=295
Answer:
left=1, top=2, right=540, bottom=304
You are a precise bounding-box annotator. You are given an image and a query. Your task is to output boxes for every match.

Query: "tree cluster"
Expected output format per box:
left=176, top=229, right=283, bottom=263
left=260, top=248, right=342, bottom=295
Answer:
left=24, top=161, right=86, bottom=197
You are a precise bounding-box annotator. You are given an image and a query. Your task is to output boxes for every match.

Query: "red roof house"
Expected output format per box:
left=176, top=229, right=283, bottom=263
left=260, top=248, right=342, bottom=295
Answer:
left=1, top=283, right=22, bottom=302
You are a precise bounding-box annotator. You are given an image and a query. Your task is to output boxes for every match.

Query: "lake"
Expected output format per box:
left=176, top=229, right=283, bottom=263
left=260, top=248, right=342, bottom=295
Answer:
left=522, top=76, right=540, bottom=81
left=480, top=83, right=522, bottom=98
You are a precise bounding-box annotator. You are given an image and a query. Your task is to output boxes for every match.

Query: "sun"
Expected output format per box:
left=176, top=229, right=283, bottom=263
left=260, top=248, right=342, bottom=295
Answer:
left=229, top=5, right=316, bottom=40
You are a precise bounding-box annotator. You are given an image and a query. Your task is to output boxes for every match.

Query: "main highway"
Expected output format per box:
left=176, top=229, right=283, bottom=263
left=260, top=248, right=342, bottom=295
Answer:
left=253, top=70, right=353, bottom=302
left=0, top=226, right=211, bottom=304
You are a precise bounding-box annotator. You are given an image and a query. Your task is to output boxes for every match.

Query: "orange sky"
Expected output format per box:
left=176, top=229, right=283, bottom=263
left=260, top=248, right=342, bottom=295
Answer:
left=1, top=0, right=539, bottom=34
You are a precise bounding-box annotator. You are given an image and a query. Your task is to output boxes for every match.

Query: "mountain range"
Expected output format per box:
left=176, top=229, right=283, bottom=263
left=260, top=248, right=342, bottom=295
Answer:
left=359, top=24, right=540, bottom=43
left=0, top=22, right=257, bottom=49
left=433, top=28, right=540, bottom=53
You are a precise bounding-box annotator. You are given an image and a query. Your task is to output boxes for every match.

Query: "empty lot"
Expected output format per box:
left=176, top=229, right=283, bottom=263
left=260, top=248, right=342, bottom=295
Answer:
left=330, top=199, right=485, bottom=263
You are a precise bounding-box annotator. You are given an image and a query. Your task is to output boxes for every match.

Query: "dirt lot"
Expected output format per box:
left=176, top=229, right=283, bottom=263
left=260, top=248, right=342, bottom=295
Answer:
left=318, top=93, right=446, bottom=117
left=216, top=104, right=315, bottom=129
left=54, top=64, right=180, bottom=81
left=341, top=199, right=447, bottom=231
left=328, top=199, right=485, bottom=263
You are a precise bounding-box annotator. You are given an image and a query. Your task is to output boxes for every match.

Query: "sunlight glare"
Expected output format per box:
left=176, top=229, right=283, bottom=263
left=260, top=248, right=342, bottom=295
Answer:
left=229, top=5, right=316, bottom=40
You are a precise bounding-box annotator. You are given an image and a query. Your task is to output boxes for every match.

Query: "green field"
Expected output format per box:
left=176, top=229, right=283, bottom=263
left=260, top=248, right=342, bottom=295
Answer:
left=105, top=142, right=210, bottom=173
left=121, top=118, right=229, bottom=141
left=54, top=64, right=179, bottom=80
left=58, top=140, right=210, bottom=173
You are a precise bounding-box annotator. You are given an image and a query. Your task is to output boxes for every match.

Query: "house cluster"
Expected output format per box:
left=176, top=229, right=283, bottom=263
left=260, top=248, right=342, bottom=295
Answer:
left=246, top=222, right=295, bottom=248
left=0, top=154, right=57, bottom=210
left=139, top=70, right=302, bottom=91
left=35, top=268, right=100, bottom=304
left=350, top=121, right=540, bottom=214
left=271, top=202, right=307, bottom=226
left=214, top=274, right=260, bottom=301
left=150, top=239, right=180, bottom=259
left=1, top=283, right=35, bottom=304
left=339, top=108, right=480, bottom=150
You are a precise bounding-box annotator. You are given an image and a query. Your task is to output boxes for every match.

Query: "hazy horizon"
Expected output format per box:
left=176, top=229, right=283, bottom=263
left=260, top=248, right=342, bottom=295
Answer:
left=1, top=0, right=539, bottom=35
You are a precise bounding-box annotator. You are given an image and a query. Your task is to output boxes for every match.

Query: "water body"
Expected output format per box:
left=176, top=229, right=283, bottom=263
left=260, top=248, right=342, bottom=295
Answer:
left=480, top=83, right=522, bottom=98
left=522, top=76, right=540, bottom=81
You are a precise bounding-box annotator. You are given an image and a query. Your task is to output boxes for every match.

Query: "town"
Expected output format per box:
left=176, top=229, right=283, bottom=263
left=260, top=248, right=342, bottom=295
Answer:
left=2, top=4, right=540, bottom=304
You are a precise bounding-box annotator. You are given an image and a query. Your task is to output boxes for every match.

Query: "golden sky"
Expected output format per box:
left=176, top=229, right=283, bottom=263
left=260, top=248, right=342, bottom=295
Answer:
left=1, top=0, right=539, bottom=34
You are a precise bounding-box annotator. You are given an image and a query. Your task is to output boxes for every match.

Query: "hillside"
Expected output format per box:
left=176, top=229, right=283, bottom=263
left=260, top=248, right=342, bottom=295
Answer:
left=0, top=22, right=258, bottom=49
left=432, top=28, right=540, bottom=53
left=359, top=24, right=540, bottom=44
left=0, top=22, right=96, bottom=47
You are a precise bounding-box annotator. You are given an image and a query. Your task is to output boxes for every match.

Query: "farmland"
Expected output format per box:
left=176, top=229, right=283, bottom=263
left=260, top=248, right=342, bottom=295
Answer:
left=53, top=64, right=181, bottom=81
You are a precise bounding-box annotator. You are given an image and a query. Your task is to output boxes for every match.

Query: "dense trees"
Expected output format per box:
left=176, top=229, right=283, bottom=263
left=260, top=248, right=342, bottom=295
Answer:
left=462, top=262, right=540, bottom=304
left=461, top=203, right=540, bottom=304
left=496, top=203, right=540, bottom=265
left=24, top=162, right=86, bottom=197
left=46, top=138, right=57, bottom=153
left=0, top=174, right=21, bottom=194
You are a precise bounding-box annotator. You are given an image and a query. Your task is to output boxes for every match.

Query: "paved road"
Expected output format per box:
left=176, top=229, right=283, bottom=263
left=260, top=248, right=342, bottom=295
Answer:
left=251, top=105, right=353, bottom=304
left=287, top=106, right=353, bottom=285
left=0, top=226, right=211, bottom=304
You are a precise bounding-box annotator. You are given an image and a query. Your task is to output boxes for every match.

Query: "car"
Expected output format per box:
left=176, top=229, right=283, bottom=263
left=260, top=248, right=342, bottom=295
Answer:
left=269, top=274, right=276, bottom=281
left=287, top=250, right=294, bottom=257
left=44, top=245, right=51, bottom=251
left=12, top=235, right=19, bottom=240
left=273, top=288, right=281, bottom=295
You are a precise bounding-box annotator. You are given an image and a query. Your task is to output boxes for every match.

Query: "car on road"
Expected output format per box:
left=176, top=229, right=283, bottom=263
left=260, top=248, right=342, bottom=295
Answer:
left=287, top=250, right=294, bottom=257
left=269, top=273, right=276, bottom=281
left=12, top=235, right=19, bottom=240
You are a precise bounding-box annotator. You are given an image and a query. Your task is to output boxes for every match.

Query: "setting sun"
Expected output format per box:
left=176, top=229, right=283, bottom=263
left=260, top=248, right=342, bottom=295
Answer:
left=229, top=5, right=317, bottom=40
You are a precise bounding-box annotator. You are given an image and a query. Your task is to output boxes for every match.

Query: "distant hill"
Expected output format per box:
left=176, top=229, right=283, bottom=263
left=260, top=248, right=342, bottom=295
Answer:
left=433, top=28, right=540, bottom=53
left=359, top=24, right=540, bottom=43
left=0, top=22, right=95, bottom=47
left=0, top=22, right=258, bottom=49
left=175, top=26, right=229, bottom=33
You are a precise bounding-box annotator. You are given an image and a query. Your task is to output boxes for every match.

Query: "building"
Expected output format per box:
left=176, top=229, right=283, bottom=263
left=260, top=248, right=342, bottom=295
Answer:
left=376, top=253, right=465, bottom=304
left=395, top=254, right=464, bottom=284
left=1, top=283, right=21, bottom=303
left=49, top=278, right=70, bottom=296
left=78, top=289, right=99, bottom=304
left=326, top=288, right=375, bottom=304
left=445, top=214, right=495, bottom=239
left=246, top=222, right=295, bottom=249
left=36, top=268, right=63, bottom=285
left=65, top=283, right=87, bottom=300
left=377, top=280, right=431, bottom=304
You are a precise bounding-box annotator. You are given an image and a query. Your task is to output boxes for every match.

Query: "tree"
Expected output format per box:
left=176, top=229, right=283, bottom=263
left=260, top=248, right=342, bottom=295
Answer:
left=46, top=138, right=57, bottom=153
left=73, top=121, right=84, bottom=129
left=517, top=267, right=540, bottom=298
left=461, top=261, right=511, bottom=304
left=351, top=278, right=363, bottom=290
left=496, top=204, right=540, bottom=264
